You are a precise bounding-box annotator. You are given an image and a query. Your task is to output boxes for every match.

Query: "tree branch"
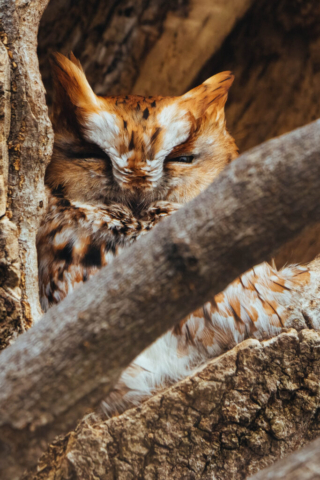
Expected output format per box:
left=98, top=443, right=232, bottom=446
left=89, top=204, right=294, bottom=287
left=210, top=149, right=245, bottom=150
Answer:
left=26, top=326, right=320, bottom=478
left=1, top=120, right=320, bottom=478
left=24, top=256, right=320, bottom=479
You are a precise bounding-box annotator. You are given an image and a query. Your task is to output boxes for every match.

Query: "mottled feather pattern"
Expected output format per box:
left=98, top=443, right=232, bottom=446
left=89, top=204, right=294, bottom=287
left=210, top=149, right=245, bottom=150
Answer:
left=101, top=263, right=311, bottom=416
left=37, top=195, right=179, bottom=310
left=37, top=53, right=313, bottom=418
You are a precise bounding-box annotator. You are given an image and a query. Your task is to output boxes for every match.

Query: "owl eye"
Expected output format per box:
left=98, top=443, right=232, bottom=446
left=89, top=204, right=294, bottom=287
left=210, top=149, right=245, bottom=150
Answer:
left=66, top=148, right=110, bottom=161
left=166, top=155, right=194, bottom=164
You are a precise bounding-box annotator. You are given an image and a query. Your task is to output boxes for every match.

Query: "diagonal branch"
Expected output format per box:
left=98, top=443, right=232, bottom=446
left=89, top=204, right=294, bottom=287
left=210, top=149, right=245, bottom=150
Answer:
left=1, top=120, right=320, bottom=477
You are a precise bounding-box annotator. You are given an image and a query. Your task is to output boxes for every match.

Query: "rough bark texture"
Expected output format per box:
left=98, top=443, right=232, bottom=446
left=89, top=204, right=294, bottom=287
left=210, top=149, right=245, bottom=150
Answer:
left=249, top=435, right=320, bottom=480
left=1, top=120, right=320, bottom=479
left=0, top=0, right=53, bottom=350
left=26, top=325, right=320, bottom=480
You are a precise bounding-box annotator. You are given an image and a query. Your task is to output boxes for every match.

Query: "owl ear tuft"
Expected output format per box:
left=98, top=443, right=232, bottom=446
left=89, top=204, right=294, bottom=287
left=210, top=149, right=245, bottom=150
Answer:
left=50, top=52, right=98, bottom=132
left=181, top=71, right=234, bottom=120
left=67, top=51, right=84, bottom=72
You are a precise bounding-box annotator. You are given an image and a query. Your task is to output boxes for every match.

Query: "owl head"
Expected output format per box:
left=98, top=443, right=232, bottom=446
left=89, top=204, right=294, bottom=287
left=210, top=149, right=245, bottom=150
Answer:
left=46, top=53, right=238, bottom=210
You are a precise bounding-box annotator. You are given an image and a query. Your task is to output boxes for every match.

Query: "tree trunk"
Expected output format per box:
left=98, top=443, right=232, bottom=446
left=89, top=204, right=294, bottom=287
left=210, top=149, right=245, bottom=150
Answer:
left=0, top=0, right=53, bottom=350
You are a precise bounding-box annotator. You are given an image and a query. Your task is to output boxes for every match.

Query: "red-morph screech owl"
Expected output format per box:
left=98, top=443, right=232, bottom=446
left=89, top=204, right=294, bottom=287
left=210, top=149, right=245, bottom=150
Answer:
left=37, top=54, right=313, bottom=416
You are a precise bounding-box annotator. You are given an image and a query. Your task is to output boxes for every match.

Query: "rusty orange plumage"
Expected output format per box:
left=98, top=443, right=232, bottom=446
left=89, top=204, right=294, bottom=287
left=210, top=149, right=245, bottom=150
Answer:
left=37, top=54, right=312, bottom=416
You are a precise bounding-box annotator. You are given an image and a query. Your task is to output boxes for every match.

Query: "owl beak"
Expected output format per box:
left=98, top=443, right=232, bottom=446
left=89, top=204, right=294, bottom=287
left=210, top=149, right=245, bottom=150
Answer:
left=111, top=155, right=163, bottom=192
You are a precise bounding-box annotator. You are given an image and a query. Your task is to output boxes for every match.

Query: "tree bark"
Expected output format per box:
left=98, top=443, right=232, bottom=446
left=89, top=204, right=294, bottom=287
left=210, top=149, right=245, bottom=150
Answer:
left=0, top=0, right=53, bottom=350
left=1, top=120, right=320, bottom=479
left=25, top=326, right=320, bottom=479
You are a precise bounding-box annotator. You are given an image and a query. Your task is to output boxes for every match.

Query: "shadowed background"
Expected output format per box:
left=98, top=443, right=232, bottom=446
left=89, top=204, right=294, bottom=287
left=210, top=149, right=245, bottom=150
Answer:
left=38, top=0, right=320, bottom=153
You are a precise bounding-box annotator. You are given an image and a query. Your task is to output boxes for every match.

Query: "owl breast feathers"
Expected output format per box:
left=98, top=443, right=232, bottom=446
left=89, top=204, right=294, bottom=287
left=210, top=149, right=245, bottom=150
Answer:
left=37, top=54, right=312, bottom=417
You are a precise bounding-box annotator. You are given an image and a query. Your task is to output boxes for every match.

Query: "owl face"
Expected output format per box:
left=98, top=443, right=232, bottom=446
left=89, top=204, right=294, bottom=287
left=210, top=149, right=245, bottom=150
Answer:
left=46, top=54, right=238, bottom=211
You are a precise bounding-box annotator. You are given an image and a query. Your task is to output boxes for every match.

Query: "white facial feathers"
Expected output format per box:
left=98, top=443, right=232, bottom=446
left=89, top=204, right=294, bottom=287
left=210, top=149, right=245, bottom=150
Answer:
left=156, top=105, right=191, bottom=159
left=84, top=103, right=192, bottom=189
left=84, top=111, right=132, bottom=185
left=84, top=111, right=121, bottom=152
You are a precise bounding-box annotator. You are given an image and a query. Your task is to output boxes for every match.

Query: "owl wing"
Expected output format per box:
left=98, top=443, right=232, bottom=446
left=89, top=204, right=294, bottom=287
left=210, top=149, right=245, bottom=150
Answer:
left=102, top=262, right=312, bottom=416
left=37, top=195, right=180, bottom=311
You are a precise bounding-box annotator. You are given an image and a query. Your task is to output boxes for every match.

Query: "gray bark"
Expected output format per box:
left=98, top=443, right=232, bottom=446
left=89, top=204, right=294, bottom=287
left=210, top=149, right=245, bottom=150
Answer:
left=1, top=119, right=320, bottom=479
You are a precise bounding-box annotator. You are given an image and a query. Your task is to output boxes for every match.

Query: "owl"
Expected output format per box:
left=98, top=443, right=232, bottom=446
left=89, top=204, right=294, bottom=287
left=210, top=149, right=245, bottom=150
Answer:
left=37, top=54, right=312, bottom=416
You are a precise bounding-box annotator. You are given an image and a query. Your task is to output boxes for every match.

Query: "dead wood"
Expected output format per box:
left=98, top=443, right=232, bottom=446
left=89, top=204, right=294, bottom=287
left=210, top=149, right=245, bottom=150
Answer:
left=22, top=257, right=320, bottom=480
left=1, top=119, right=320, bottom=479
